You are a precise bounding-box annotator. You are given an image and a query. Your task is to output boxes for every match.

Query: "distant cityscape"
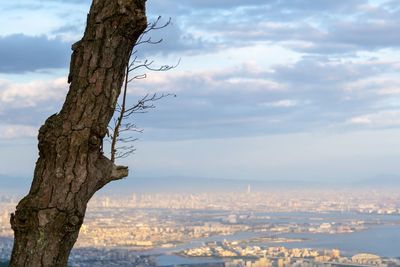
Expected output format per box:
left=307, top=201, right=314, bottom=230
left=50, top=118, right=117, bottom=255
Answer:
left=1, top=188, right=400, bottom=266
left=181, top=241, right=397, bottom=267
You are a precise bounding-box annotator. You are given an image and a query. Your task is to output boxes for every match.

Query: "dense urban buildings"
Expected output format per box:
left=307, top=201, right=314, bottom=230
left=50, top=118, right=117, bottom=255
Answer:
left=1, top=189, right=400, bottom=266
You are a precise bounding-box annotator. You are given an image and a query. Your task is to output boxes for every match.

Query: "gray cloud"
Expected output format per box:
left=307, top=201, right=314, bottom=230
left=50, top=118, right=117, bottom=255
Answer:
left=118, top=58, right=395, bottom=140
left=2, top=0, right=400, bottom=141
left=328, top=20, right=400, bottom=49
left=51, top=24, right=83, bottom=36
left=163, top=0, right=267, bottom=10
left=9, top=0, right=397, bottom=60
left=0, top=57, right=397, bottom=141
left=0, top=77, right=67, bottom=130
left=148, top=0, right=365, bottom=15
left=273, top=0, right=365, bottom=13
left=271, top=57, right=389, bottom=86
left=0, top=34, right=70, bottom=73
left=147, top=0, right=267, bottom=17
left=146, top=0, right=400, bottom=55
left=135, top=21, right=211, bottom=57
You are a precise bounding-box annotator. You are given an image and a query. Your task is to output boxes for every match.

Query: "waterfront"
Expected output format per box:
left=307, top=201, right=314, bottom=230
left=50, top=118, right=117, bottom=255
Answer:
left=281, top=224, right=400, bottom=257
left=1, top=214, right=400, bottom=266
left=1, top=190, right=400, bottom=266
left=153, top=221, right=400, bottom=266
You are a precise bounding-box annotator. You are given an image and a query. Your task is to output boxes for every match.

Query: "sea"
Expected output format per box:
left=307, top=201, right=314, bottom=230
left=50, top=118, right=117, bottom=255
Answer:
left=151, top=212, right=400, bottom=266
left=1, top=212, right=399, bottom=266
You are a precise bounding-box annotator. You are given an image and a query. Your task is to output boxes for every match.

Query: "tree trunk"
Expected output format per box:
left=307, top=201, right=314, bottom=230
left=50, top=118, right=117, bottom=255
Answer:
left=9, top=1, right=147, bottom=266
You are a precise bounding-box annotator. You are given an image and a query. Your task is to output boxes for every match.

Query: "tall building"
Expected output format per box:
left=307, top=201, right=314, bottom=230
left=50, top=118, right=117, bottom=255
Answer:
left=102, top=196, right=110, bottom=208
left=131, top=193, right=137, bottom=208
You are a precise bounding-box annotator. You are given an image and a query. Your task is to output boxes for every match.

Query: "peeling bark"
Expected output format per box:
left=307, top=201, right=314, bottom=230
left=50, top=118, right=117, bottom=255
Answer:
left=9, top=1, right=147, bottom=266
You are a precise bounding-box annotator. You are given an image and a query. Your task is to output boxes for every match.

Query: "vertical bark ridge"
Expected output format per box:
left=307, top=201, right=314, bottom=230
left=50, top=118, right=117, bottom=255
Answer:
left=9, top=1, right=147, bottom=266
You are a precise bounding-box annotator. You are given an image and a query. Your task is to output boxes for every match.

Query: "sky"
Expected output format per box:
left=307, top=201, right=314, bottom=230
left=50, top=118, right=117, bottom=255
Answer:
left=1, top=0, right=400, bottom=185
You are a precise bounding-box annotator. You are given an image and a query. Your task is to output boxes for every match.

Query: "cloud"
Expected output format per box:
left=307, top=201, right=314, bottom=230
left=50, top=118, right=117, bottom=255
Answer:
left=158, top=0, right=400, bottom=55
left=0, top=124, right=37, bottom=139
left=149, top=0, right=365, bottom=16
left=3, top=0, right=399, bottom=61
left=274, top=0, right=365, bottom=12
left=122, top=65, right=324, bottom=139
left=171, top=0, right=267, bottom=10
left=0, top=34, right=70, bottom=73
left=347, top=110, right=400, bottom=128
left=378, top=87, right=400, bottom=96
left=260, top=99, right=300, bottom=108
left=117, top=65, right=302, bottom=139
left=147, top=0, right=268, bottom=16
left=0, top=77, right=67, bottom=107
left=120, top=57, right=400, bottom=139
left=348, top=116, right=371, bottom=125
left=1, top=0, right=400, bottom=141
left=0, top=56, right=398, bottom=141
left=271, top=57, right=391, bottom=87
left=145, top=1, right=373, bottom=56
left=51, top=23, right=84, bottom=42
left=136, top=21, right=211, bottom=57
left=0, top=77, right=67, bottom=129
left=0, top=66, right=397, bottom=142
left=332, top=21, right=400, bottom=49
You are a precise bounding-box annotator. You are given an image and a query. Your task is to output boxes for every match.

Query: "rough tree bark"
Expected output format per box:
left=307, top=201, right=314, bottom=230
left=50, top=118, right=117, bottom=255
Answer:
left=9, top=1, right=147, bottom=266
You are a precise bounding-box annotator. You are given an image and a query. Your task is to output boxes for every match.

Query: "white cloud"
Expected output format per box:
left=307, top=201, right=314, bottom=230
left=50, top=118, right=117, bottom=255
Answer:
left=260, top=99, right=300, bottom=108
left=348, top=116, right=372, bottom=125
left=0, top=77, right=67, bottom=108
left=348, top=110, right=400, bottom=127
left=377, top=86, right=400, bottom=95
left=0, top=124, right=38, bottom=139
left=127, top=64, right=285, bottom=97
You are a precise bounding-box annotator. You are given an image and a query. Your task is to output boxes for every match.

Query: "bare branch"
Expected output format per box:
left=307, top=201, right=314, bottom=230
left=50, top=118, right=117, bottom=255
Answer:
left=108, top=16, right=177, bottom=163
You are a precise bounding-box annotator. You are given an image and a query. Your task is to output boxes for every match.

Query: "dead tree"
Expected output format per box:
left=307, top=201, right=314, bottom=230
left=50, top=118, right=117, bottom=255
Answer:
left=109, top=17, right=178, bottom=162
left=109, top=90, right=174, bottom=162
left=9, top=1, right=147, bottom=266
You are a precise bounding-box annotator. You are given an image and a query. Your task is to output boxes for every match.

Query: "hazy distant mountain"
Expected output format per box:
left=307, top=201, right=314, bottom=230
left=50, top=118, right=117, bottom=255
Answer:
left=0, top=174, right=325, bottom=195
left=1, top=173, right=399, bottom=196
left=95, top=176, right=332, bottom=194
left=353, top=174, right=400, bottom=187
left=81, top=174, right=400, bottom=194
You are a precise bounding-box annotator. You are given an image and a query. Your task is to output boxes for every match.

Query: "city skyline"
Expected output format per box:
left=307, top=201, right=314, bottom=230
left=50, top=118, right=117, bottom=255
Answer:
left=1, top=1, right=400, bottom=183
left=2, top=188, right=400, bottom=265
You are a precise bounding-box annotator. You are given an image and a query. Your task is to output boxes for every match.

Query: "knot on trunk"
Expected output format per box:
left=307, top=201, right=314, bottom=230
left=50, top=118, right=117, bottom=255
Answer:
left=38, top=113, right=63, bottom=157
left=64, top=214, right=82, bottom=233
left=89, top=135, right=101, bottom=150
left=10, top=209, right=34, bottom=233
